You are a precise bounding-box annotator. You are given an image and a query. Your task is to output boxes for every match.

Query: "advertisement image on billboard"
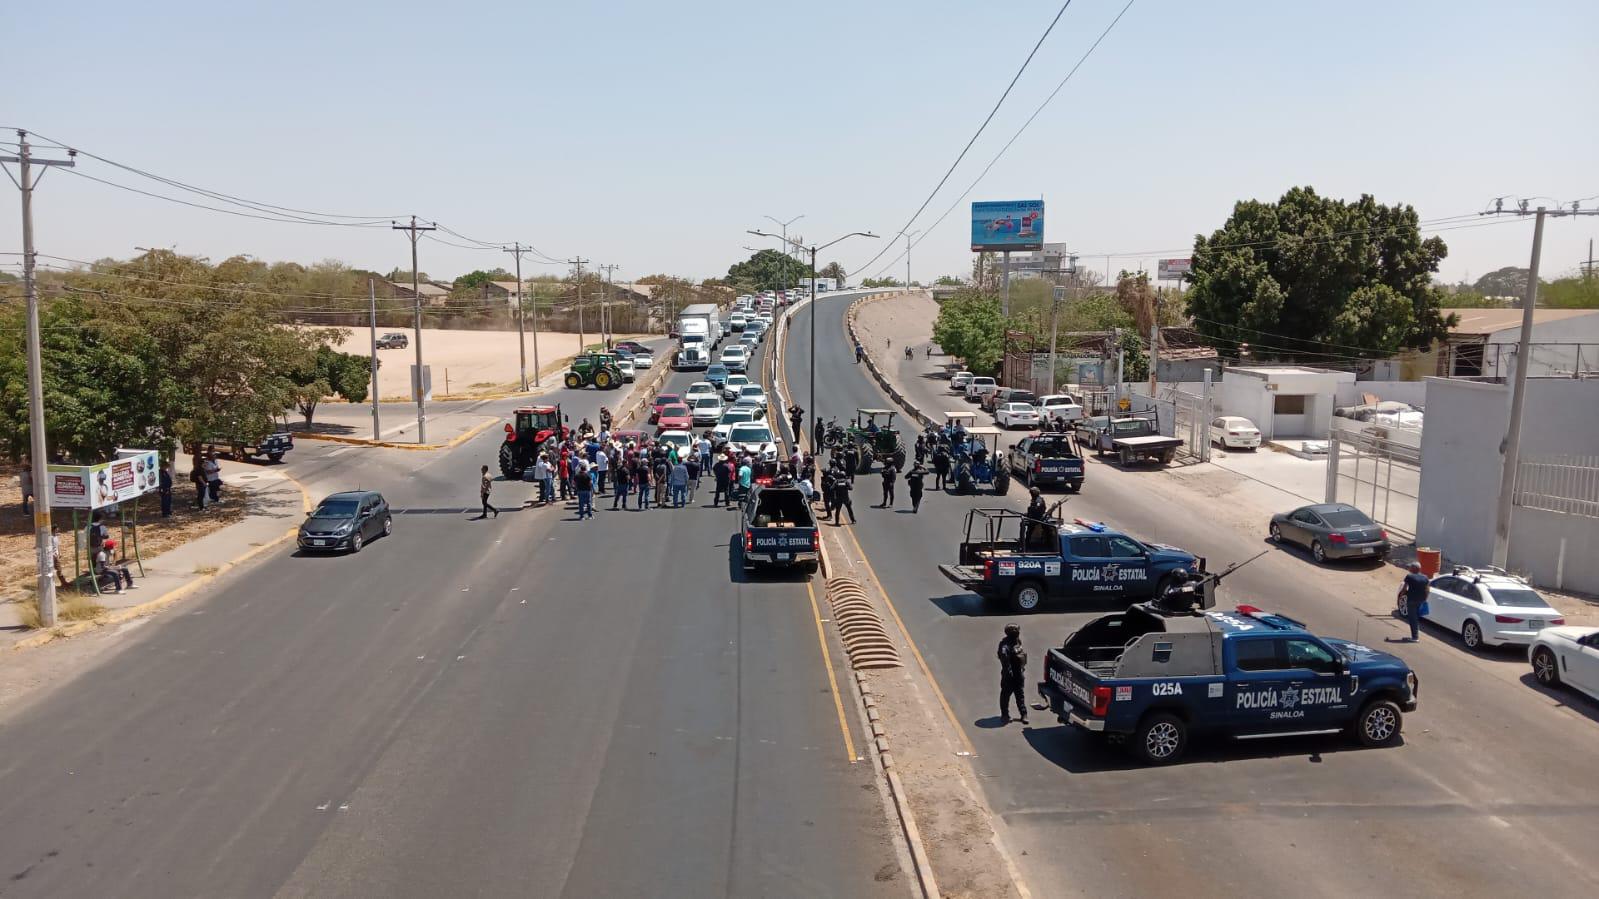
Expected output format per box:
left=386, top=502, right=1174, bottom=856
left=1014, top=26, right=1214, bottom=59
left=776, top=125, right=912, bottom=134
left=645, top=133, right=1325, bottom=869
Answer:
left=47, top=450, right=160, bottom=510
left=971, top=200, right=1044, bottom=252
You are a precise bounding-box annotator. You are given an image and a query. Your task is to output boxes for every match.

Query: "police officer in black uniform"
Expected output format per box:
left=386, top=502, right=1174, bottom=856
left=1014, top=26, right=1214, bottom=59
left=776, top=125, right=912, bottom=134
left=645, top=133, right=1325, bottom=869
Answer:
left=998, top=623, right=1029, bottom=725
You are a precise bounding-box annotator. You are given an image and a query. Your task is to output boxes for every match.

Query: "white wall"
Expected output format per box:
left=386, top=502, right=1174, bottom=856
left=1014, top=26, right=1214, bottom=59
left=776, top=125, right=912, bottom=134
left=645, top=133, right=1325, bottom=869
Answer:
left=1334, top=381, right=1430, bottom=408
left=1219, top=375, right=1276, bottom=439
left=1484, top=314, right=1599, bottom=379
left=1416, top=377, right=1599, bottom=592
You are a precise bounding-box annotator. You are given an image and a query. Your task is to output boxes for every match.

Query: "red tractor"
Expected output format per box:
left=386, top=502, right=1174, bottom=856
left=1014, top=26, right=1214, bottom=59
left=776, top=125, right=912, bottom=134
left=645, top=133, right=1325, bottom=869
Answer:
left=498, top=404, right=568, bottom=479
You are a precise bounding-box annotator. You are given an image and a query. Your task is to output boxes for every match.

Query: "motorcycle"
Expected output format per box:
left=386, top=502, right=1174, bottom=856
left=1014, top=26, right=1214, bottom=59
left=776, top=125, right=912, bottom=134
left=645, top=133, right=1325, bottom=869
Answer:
left=821, top=418, right=848, bottom=449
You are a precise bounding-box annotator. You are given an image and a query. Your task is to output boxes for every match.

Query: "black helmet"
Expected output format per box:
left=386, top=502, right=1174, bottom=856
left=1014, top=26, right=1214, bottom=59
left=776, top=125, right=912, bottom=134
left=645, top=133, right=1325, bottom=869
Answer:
left=1004, top=623, right=1021, bottom=637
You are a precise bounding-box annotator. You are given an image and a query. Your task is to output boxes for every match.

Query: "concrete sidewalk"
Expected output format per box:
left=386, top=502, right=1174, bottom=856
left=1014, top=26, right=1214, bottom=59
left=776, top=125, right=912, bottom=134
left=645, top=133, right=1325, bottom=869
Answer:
left=2, top=462, right=308, bottom=650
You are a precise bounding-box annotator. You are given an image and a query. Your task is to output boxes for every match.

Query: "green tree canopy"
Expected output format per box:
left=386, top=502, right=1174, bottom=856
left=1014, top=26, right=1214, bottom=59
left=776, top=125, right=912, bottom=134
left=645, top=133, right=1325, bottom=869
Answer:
left=931, top=290, right=1006, bottom=375
left=1186, top=186, right=1453, bottom=361
left=453, top=269, right=513, bottom=292
left=291, top=346, right=372, bottom=426
left=819, top=262, right=848, bottom=284
left=861, top=277, right=903, bottom=288
left=1473, top=266, right=1530, bottom=299
left=727, top=249, right=810, bottom=291
left=934, top=275, right=964, bottom=287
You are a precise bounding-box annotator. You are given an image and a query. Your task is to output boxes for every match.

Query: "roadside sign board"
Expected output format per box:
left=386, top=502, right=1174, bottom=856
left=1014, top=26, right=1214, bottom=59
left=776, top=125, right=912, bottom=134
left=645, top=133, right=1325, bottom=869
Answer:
left=972, top=200, right=1045, bottom=252
left=47, top=449, right=160, bottom=510
left=1157, top=258, right=1192, bottom=281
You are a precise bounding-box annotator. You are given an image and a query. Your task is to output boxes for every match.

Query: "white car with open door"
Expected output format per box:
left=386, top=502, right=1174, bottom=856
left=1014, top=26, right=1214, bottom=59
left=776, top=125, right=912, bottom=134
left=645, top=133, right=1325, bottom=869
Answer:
left=1404, top=568, right=1567, bottom=651
left=1529, top=627, right=1599, bottom=701
left=1210, top=416, right=1262, bottom=449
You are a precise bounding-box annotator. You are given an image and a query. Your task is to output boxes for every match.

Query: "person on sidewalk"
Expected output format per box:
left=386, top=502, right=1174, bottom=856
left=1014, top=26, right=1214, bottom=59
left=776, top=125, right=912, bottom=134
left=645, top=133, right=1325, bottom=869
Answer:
left=1399, top=562, right=1430, bottom=641
left=203, top=453, right=223, bottom=505
left=831, top=474, right=855, bottom=524
left=190, top=456, right=208, bottom=510
left=98, top=537, right=136, bottom=594
left=158, top=461, right=173, bottom=518
left=906, top=463, right=926, bottom=513
left=50, top=523, right=71, bottom=589
left=669, top=457, right=689, bottom=508
left=478, top=465, right=499, bottom=519
left=879, top=463, right=897, bottom=508
left=573, top=462, right=594, bottom=520
left=998, top=623, right=1029, bottom=725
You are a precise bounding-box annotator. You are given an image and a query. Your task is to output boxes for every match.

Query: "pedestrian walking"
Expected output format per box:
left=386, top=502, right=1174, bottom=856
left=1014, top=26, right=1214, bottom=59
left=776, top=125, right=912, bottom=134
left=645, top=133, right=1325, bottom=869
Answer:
left=880, top=464, right=897, bottom=508
left=906, top=463, right=926, bottom=513
left=831, top=474, right=855, bottom=524
left=669, top=458, right=689, bottom=507
left=713, top=456, right=732, bottom=507
left=1399, top=562, right=1430, bottom=641
left=925, top=345, right=933, bottom=359
left=998, top=623, right=1029, bottom=725
left=573, top=462, right=595, bottom=519
left=158, top=461, right=173, bottom=518
left=478, top=465, right=499, bottom=518
left=203, top=453, right=223, bottom=504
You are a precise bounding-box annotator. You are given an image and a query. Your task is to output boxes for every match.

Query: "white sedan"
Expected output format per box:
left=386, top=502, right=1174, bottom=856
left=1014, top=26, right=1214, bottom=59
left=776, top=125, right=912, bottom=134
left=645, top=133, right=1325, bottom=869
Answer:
left=1529, top=627, right=1599, bottom=701
left=614, top=357, right=636, bottom=383
left=735, top=384, right=768, bottom=411
left=656, top=430, right=695, bottom=458
left=630, top=349, right=653, bottom=369
left=995, top=402, right=1040, bottom=429
left=713, top=408, right=760, bottom=444
left=1210, top=416, right=1262, bottom=450
left=721, top=374, right=751, bottom=402
left=684, top=380, right=718, bottom=404
left=725, top=422, right=778, bottom=463
left=1404, top=569, right=1567, bottom=651
left=690, top=395, right=724, bottom=427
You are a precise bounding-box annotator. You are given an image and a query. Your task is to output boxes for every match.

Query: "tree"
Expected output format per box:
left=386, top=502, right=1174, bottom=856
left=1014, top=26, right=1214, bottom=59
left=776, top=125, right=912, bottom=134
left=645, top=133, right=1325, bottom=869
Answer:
left=386, top=267, right=430, bottom=283
left=727, top=249, right=811, bottom=292
left=1473, top=266, right=1530, bottom=299
left=934, top=274, right=964, bottom=287
left=453, top=269, right=513, bottom=292
left=819, top=262, right=848, bottom=284
left=1186, top=186, right=1452, bottom=361
left=931, top=290, right=1005, bottom=374
left=291, top=346, right=372, bottom=427
left=861, top=277, right=903, bottom=288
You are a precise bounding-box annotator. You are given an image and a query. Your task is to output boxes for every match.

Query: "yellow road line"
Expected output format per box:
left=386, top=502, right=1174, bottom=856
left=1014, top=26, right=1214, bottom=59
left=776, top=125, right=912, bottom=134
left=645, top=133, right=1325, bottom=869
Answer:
left=841, top=524, right=979, bottom=758
left=807, top=579, right=859, bottom=764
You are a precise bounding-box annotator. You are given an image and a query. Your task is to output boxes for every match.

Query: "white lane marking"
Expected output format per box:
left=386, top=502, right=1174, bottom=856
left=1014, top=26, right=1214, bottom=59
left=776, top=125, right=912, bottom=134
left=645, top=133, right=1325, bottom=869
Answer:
left=325, top=447, right=355, bottom=457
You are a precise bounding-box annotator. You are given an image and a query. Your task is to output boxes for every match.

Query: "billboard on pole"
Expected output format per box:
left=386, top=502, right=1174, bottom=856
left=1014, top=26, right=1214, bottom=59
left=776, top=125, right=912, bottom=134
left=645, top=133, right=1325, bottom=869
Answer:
left=971, top=200, right=1044, bottom=252
left=1157, top=258, right=1192, bottom=281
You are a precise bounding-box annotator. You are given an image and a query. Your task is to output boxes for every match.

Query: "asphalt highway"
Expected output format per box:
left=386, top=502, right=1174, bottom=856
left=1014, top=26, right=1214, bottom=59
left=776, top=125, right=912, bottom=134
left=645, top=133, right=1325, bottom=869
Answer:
left=786, top=292, right=1599, bottom=898
left=0, top=342, right=903, bottom=897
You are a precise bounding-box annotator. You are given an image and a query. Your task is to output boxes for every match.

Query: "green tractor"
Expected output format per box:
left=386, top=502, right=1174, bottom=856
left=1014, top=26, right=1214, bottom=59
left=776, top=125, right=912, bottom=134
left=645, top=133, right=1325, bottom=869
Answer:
left=563, top=353, right=625, bottom=390
left=831, top=408, right=907, bottom=473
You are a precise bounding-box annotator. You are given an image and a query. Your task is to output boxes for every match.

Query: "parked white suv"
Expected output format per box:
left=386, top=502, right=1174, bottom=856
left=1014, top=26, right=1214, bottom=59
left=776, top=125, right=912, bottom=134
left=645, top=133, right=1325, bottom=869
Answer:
left=1038, top=394, right=1084, bottom=425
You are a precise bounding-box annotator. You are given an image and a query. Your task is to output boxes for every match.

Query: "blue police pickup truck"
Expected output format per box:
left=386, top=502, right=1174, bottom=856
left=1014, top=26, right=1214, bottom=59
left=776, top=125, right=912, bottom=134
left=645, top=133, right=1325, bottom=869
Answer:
left=1038, top=602, right=1420, bottom=764
left=739, top=484, right=820, bottom=575
left=938, top=509, right=1199, bottom=613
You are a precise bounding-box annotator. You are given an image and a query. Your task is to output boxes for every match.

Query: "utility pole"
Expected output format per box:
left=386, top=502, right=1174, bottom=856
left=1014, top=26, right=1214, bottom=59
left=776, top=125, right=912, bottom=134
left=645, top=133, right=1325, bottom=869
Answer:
left=900, top=229, right=920, bottom=293
left=1149, top=287, right=1161, bottom=396
left=1480, top=200, right=1598, bottom=568
left=1, top=131, right=75, bottom=628
left=597, top=263, right=619, bottom=348
left=1048, top=254, right=1078, bottom=395
left=503, top=243, right=536, bottom=391
left=391, top=216, right=436, bottom=443
left=368, top=279, right=380, bottom=440
left=568, top=257, right=590, bottom=350
left=1002, top=250, right=1012, bottom=317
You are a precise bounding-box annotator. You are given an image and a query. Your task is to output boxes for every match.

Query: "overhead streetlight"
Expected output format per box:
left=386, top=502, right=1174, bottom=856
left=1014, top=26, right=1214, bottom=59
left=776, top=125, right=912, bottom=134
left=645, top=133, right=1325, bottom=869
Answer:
left=763, top=214, right=805, bottom=294
left=899, top=229, right=921, bottom=291
left=748, top=228, right=878, bottom=430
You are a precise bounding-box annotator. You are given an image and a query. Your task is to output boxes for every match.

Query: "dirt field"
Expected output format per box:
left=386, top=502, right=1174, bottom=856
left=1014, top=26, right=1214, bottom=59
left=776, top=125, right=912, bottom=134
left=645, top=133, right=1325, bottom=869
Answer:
left=327, top=328, right=651, bottom=400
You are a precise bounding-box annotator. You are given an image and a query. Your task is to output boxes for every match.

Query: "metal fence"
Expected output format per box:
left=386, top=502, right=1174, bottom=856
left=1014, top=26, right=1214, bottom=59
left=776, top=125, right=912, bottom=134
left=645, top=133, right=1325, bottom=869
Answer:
left=1328, top=420, right=1422, bottom=539
left=1514, top=454, right=1599, bottom=518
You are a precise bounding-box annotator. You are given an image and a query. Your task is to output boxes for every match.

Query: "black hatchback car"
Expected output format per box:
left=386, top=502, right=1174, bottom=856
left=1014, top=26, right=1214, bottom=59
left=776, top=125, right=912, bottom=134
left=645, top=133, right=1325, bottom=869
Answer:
left=1269, top=502, right=1389, bottom=563
left=298, top=491, right=391, bottom=554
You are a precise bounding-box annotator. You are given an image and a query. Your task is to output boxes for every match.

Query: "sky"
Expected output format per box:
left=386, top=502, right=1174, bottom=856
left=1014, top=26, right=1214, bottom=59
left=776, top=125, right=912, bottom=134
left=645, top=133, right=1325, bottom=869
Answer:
left=4, top=0, right=1597, bottom=288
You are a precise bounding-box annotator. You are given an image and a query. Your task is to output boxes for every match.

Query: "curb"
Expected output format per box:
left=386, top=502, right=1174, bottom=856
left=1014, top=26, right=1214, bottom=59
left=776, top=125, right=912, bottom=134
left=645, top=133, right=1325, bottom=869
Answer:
left=293, top=417, right=500, bottom=451
left=11, top=470, right=313, bottom=652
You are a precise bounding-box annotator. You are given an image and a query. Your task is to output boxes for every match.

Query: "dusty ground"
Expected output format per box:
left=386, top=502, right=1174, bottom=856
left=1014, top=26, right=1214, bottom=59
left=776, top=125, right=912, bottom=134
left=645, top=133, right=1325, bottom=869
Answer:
left=853, top=291, right=942, bottom=360
left=324, top=327, right=651, bottom=400
left=2, top=465, right=244, bottom=610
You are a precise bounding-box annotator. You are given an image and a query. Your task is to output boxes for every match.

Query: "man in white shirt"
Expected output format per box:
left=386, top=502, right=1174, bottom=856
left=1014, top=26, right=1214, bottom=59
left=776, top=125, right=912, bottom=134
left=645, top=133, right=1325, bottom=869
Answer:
left=594, top=447, right=610, bottom=494
left=533, top=455, right=553, bottom=505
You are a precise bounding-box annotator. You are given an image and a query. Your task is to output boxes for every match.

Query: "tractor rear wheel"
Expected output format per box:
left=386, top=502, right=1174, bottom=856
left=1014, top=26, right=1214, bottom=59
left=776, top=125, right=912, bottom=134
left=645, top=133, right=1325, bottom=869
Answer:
left=498, top=442, right=522, bottom=479
left=594, top=370, right=615, bottom=389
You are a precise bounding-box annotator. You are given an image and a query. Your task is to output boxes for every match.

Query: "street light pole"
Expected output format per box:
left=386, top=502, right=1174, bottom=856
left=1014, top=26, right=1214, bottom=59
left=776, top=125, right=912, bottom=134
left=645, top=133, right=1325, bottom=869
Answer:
left=749, top=229, right=877, bottom=429
left=764, top=214, right=804, bottom=296
left=900, top=229, right=920, bottom=292
left=391, top=216, right=436, bottom=443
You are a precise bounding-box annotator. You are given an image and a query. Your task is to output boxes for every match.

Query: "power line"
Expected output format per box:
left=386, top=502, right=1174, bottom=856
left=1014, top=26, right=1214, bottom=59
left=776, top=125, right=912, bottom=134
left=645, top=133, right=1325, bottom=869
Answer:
left=849, top=0, right=1079, bottom=278
left=61, top=168, right=393, bottom=228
